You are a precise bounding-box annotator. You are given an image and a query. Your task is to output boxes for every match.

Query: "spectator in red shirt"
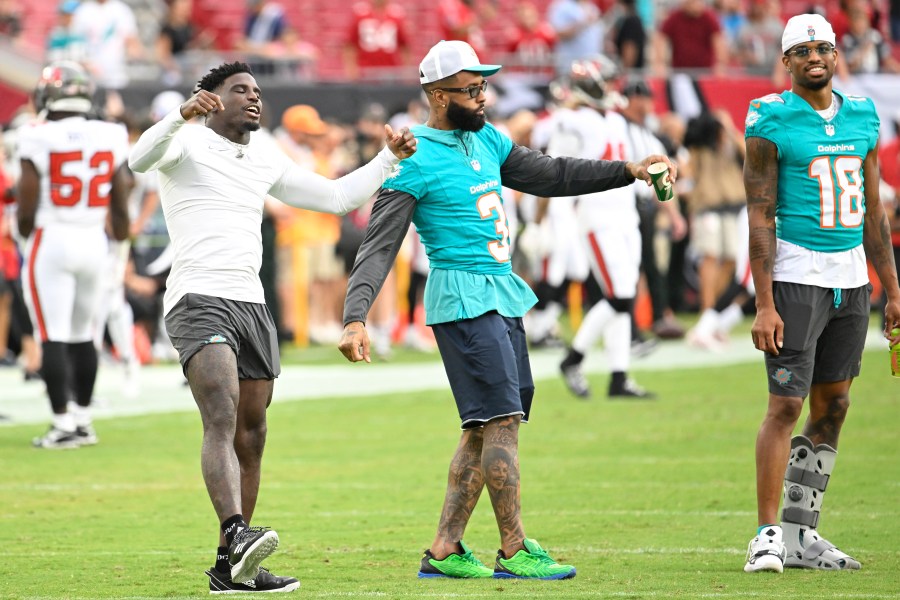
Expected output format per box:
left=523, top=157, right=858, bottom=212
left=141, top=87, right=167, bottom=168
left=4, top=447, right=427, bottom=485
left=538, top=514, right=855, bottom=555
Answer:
left=343, top=0, right=410, bottom=81
left=438, top=0, right=497, bottom=58
left=653, top=0, right=728, bottom=76
left=505, top=1, right=556, bottom=73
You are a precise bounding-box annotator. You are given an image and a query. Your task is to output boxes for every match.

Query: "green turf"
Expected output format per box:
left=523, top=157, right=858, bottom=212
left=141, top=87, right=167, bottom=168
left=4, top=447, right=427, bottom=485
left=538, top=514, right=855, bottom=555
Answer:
left=1, top=348, right=899, bottom=599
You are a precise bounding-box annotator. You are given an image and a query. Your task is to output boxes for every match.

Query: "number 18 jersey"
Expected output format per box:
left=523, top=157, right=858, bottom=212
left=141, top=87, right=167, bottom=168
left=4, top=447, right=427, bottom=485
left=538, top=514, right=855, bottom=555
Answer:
left=744, top=89, right=879, bottom=252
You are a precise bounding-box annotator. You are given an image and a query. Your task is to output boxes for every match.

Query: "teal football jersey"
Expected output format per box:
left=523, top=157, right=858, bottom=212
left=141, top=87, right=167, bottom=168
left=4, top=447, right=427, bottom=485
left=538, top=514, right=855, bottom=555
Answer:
left=743, top=89, right=879, bottom=252
left=383, top=122, right=536, bottom=324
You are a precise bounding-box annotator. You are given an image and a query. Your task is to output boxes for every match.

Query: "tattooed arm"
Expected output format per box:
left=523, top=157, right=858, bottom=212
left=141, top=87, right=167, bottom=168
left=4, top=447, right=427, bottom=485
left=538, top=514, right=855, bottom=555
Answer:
left=744, top=136, right=783, bottom=355
left=861, top=145, right=900, bottom=341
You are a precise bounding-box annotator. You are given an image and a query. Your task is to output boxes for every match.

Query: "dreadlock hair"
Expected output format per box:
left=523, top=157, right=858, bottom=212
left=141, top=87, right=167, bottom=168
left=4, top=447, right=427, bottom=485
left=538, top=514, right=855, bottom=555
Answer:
left=195, top=62, right=254, bottom=94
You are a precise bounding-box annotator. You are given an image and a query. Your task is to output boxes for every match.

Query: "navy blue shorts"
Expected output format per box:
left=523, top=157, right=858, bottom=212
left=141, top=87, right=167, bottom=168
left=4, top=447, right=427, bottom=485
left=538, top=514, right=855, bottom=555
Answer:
left=432, top=311, right=535, bottom=430
left=765, top=282, right=871, bottom=396
left=165, top=293, right=280, bottom=380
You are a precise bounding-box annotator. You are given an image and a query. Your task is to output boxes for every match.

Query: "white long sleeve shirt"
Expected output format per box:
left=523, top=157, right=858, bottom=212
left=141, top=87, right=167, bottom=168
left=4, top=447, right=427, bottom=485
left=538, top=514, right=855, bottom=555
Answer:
left=129, top=108, right=400, bottom=314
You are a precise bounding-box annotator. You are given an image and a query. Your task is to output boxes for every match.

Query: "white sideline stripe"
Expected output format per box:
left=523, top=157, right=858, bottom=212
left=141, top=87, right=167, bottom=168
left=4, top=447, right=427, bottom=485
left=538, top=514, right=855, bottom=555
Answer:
left=0, top=328, right=887, bottom=427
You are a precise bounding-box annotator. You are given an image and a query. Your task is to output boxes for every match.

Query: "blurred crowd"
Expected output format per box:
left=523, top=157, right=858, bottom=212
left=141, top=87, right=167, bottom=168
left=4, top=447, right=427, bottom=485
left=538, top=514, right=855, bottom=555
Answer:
left=3, top=0, right=900, bottom=85
left=1, top=0, right=900, bottom=396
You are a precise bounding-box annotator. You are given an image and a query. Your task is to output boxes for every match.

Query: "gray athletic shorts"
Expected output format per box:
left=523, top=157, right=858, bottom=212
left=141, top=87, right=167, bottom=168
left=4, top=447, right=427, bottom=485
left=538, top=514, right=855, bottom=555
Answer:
left=165, top=293, right=280, bottom=380
left=765, top=281, right=871, bottom=397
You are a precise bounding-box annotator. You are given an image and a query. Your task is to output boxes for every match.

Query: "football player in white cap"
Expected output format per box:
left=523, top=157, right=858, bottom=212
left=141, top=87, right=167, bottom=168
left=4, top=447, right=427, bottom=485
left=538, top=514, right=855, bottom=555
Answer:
left=742, top=13, right=900, bottom=573
left=339, top=39, right=676, bottom=580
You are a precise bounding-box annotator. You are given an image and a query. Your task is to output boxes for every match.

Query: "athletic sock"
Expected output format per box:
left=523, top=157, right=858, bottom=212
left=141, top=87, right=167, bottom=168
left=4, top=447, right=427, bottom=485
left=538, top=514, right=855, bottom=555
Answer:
left=561, top=348, right=584, bottom=369
left=757, top=523, right=778, bottom=535
left=717, top=303, right=744, bottom=336
left=215, top=546, right=229, bottom=573
left=610, top=371, right=626, bottom=389
left=70, top=404, right=91, bottom=428
left=221, top=514, right=247, bottom=546
left=41, top=341, right=71, bottom=414
left=51, top=412, right=76, bottom=432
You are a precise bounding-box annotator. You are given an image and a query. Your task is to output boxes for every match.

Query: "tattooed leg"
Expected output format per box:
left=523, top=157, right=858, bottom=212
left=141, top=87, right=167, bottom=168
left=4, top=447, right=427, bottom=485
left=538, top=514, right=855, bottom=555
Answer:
left=430, top=427, right=485, bottom=559
left=482, top=416, right=525, bottom=558
left=803, top=380, right=851, bottom=449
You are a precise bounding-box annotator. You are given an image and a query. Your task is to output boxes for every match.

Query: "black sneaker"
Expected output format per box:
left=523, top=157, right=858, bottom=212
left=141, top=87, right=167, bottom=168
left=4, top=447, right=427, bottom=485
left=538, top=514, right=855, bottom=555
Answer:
left=608, top=378, right=656, bottom=400
left=206, top=566, right=300, bottom=594
left=229, top=526, right=279, bottom=584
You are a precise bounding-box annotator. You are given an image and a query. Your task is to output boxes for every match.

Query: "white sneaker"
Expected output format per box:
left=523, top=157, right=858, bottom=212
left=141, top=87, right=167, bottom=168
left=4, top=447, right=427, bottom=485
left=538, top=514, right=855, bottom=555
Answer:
left=75, top=424, right=99, bottom=446
left=744, top=526, right=786, bottom=573
left=686, top=327, right=724, bottom=351
left=560, top=363, right=590, bottom=398
left=32, top=426, right=80, bottom=449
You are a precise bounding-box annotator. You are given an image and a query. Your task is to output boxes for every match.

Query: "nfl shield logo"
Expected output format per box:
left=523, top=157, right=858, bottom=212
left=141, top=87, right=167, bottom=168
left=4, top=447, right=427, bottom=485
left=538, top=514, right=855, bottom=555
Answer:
left=825, top=124, right=835, bottom=136
left=471, top=159, right=481, bottom=171
left=807, top=25, right=815, bottom=37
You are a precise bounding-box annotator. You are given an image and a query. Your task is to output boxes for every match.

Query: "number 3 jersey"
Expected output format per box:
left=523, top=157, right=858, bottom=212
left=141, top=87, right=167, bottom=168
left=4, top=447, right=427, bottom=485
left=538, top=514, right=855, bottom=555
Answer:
left=744, top=89, right=879, bottom=287
left=16, top=116, right=130, bottom=230
left=382, top=122, right=536, bottom=324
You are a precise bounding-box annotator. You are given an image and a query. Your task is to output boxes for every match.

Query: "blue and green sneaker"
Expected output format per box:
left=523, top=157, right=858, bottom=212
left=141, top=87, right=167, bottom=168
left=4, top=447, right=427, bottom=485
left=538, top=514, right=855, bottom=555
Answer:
left=417, top=540, right=493, bottom=578
left=493, top=538, right=576, bottom=580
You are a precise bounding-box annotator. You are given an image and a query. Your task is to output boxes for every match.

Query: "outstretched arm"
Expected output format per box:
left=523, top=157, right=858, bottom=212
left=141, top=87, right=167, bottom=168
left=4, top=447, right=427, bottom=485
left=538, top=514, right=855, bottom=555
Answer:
left=339, top=188, right=417, bottom=363
left=272, top=125, right=416, bottom=216
left=861, top=145, right=900, bottom=342
left=744, top=136, right=783, bottom=355
left=499, top=144, right=676, bottom=198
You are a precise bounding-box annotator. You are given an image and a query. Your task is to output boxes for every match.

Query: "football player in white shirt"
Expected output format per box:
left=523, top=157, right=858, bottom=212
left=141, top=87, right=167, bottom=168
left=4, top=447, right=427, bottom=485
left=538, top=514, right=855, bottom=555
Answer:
left=17, top=61, right=131, bottom=450
left=553, top=58, right=656, bottom=399
left=129, top=61, right=416, bottom=593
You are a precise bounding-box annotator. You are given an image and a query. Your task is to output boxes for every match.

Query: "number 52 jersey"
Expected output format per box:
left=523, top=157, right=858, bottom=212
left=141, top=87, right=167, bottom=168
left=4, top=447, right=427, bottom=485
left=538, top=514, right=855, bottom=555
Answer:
left=16, top=116, right=130, bottom=230
left=743, top=89, right=879, bottom=253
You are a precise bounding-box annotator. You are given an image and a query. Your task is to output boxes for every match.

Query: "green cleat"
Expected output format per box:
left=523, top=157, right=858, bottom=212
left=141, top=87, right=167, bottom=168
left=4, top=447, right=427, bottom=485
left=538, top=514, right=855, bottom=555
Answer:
left=494, top=538, right=577, bottom=580
left=417, top=540, right=494, bottom=578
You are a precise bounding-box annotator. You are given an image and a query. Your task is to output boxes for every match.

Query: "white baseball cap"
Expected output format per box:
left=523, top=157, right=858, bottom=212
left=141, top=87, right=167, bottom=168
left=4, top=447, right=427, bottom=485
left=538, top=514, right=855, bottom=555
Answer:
left=419, top=40, right=501, bottom=84
left=782, top=13, right=836, bottom=53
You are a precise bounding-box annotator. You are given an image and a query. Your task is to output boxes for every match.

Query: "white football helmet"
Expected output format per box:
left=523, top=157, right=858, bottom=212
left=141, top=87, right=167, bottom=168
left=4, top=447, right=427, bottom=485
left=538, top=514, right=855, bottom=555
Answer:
left=551, top=56, right=625, bottom=111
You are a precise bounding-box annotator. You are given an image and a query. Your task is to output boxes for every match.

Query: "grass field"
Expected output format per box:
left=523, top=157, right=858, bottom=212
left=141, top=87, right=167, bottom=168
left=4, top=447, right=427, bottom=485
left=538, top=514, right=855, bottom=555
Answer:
left=1, top=337, right=899, bottom=599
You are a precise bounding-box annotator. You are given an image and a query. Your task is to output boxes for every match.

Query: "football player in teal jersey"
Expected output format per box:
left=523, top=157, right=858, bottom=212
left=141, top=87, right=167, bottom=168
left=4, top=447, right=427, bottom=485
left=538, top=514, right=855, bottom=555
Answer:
left=742, top=14, right=900, bottom=573
left=338, top=40, right=675, bottom=580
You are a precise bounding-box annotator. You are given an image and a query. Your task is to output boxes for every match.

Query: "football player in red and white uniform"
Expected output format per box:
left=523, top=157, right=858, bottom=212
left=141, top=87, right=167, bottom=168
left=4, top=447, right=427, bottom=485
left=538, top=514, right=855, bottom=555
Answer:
left=17, top=61, right=131, bottom=448
left=554, top=58, right=656, bottom=399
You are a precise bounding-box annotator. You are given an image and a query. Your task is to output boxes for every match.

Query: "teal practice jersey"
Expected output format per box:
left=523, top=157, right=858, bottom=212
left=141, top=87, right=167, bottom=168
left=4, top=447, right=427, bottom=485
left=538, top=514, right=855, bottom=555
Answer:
left=743, top=89, right=879, bottom=252
left=382, top=122, right=536, bottom=324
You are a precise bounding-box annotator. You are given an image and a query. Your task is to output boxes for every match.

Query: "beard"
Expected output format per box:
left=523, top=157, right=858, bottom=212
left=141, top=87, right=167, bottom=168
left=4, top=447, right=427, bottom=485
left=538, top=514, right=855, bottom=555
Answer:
left=241, top=121, right=261, bottom=133
left=447, top=100, right=486, bottom=132
left=803, top=76, right=830, bottom=91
